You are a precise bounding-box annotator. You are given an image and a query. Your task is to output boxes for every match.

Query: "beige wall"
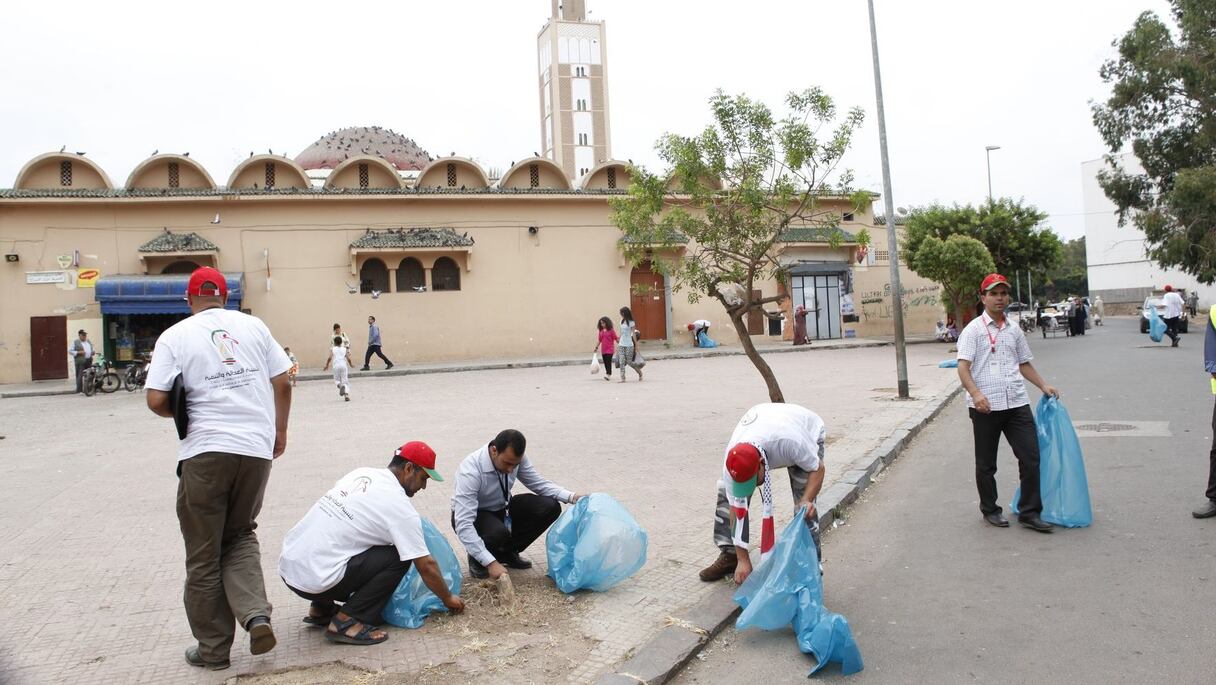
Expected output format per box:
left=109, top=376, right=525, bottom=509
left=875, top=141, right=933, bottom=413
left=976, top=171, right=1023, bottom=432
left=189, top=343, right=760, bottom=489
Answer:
left=329, top=161, right=401, bottom=190
left=129, top=160, right=213, bottom=190
left=849, top=261, right=942, bottom=337
left=19, top=158, right=110, bottom=190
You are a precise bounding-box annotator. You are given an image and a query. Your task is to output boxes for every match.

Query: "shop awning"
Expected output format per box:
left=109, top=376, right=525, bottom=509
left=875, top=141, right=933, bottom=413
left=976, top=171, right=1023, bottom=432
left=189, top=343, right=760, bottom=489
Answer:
left=95, top=273, right=244, bottom=315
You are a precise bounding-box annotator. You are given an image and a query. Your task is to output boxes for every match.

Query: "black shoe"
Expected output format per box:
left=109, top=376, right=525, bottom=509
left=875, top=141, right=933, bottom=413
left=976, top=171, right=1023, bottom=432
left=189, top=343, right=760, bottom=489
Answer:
left=359, top=366, right=370, bottom=371
left=385, top=363, right=394, bottom=370
left=1193, top=500, right=1216, bottom=518
left=1019, top=516, right=1054, bottom=533
left=184, top=646, right=230, bottom=671
left=468, top=555, right=489, bottom=579
left=984, top=512, right=1009, bottom=528
left=1172, top=338, right=1180, bottom=347
left=246, top=615, right=276, bottom=655
left=500, top=553, right=533, bottom=570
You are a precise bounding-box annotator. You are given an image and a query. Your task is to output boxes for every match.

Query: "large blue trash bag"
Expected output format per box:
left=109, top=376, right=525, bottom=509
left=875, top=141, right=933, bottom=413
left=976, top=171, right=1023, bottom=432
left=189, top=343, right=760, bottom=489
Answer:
left=383, top=518, right=463, bottom=628
left=734, top=507, right=864, bottom=676
left=1010, top=396, right=1093, bottom=527
left=938, top=359, right=959, bottom=368
left=697, top=330, right=718, bottom=348
left=1148, top=305, right=1166, bottom=343
left=546, top=493, right=648, bottom=593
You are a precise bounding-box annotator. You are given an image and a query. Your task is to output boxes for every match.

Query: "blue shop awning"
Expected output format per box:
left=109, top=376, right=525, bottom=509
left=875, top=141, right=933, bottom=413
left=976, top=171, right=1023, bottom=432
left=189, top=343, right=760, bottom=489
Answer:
left=95, top=273, right=244, bottom=315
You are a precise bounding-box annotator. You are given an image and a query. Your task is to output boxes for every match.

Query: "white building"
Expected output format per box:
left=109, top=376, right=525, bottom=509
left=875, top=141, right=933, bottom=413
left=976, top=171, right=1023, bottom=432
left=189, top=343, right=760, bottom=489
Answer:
left=1082, top=153, right=1205, bottom=311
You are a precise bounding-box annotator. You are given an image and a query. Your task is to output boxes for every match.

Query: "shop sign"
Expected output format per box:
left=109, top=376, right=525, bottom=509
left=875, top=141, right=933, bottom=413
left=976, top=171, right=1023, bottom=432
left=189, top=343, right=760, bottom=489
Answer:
left=77, top=268, right=100, bottom=288
left=56, top=254, right=74, bottom=269
left=26, top=271, right=67, bottom=284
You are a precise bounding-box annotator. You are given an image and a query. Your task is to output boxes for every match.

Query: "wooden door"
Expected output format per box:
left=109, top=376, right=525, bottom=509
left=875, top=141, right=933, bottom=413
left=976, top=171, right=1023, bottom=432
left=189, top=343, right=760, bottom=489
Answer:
left=746, top=289, right=764, bottom=335
left=30, top=316, right=68, bottom=380
left=629, top=262, right=667, bottom=340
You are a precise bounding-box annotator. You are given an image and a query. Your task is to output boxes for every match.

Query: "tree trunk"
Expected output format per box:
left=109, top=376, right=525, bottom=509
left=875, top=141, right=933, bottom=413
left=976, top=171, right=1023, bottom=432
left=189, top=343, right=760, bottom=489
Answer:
left=728, top=312, right=785, bottom=403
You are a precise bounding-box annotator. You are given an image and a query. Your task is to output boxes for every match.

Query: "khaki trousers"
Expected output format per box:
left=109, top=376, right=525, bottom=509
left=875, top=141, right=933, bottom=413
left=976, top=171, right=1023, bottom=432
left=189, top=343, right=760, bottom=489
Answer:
left=177, top=452, right=273, bottom=661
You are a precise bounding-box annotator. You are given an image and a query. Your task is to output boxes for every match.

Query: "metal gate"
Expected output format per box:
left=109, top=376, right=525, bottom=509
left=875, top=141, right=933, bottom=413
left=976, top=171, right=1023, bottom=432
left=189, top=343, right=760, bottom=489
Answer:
left=791, top=274, right=842, bottom=340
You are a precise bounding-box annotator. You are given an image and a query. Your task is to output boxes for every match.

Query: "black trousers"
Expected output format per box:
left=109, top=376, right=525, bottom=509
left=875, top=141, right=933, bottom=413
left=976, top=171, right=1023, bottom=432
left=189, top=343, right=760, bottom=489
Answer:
left=452, top=493, right=561, bottom=561
left=364, top=344, right=392, bottom=367
left=284, top=545, right=409, bottom=625
left=969, top=405, right=1042, bottom=518
left=1207, top=397, right=1216, bottom=501
left=601, top=353, right=614, bottom=374
left=1164, top=316, right=1181, bottom=342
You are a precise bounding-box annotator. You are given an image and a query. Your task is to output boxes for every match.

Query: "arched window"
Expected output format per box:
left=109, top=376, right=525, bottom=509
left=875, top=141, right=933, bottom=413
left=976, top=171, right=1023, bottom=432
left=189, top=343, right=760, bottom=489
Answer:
left=161, top=260, right=200, bottom=274
left=396, top=257, right=425, bottom=292
left=360, top=258, right=389, bottom=294
left=432, top=257, right=461, bottom=291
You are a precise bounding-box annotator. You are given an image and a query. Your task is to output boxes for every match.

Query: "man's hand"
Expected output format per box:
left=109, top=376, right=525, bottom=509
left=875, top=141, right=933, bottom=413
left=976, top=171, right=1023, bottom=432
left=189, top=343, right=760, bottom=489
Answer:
left=273, top=429, right=287, bottom=459
left=801, top=502, right=818, bottom=520
left=487, top=561, right=508, bottom=580
left=1042, top=385, right=1060, bottom=399
left=733, top=556, right=753, bottom=585
left=971, top=391, right=992, bottom=413
left=443, top=595, right=466, bottom=614
left=571, top=493, right=586, bottom=503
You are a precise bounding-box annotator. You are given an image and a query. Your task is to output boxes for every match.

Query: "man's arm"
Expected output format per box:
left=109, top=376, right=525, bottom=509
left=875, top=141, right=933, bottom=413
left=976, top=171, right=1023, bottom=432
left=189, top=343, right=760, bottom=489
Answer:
left=957, top=360, right=991, bottom=413
left=452, top=469, right=504, bottom=577
left=146, top=389, right=172, bottom=417
left=412, top=555, right=465, bottom=613
left=270, top=372, right=292, bottom=458
left=515, top=458, right=576, bottom=503
left=799, top=463, right=826, bottom=518
left=1018, top=363, right=1058, bottom=398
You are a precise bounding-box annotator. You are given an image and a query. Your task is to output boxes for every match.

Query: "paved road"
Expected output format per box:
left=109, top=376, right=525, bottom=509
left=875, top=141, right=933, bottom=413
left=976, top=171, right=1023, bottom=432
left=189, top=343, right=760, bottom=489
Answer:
left=675, top=318, right=1216, bottom=684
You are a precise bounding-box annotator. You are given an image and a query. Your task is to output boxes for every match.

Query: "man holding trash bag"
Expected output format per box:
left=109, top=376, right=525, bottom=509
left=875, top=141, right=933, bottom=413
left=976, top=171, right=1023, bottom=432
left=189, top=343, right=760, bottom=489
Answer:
left=699, top=403, right=827, bottom=584
left=278, top=442, right=464, bottom=646
left=957, top=273, right=1059, bottom=533
left=451, top=429, right=585, bottom=580
left=1196, top=304, right=1216, bottom=519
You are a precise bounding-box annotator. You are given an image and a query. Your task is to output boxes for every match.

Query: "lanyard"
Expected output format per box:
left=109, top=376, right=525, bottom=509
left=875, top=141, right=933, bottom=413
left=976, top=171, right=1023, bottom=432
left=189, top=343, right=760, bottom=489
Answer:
left=983, top=313, right=1005, bottom=354
left=498, top=471, right=512, bottom=508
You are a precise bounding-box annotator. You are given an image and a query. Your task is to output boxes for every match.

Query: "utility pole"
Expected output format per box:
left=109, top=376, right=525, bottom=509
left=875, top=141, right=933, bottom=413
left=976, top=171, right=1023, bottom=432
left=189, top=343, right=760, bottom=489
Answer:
left=985, top=145, right=1001, bottom=202
left=867, top=0, right=909, bottom=399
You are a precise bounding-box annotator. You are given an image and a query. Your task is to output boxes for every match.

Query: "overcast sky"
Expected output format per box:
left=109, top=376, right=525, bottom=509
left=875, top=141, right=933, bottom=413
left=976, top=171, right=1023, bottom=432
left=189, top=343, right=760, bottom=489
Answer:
left=0, top=0, right=1172, bottom=240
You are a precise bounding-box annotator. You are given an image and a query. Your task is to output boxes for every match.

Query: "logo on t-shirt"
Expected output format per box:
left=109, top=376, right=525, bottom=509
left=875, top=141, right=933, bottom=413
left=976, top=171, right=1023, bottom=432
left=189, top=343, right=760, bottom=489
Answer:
left=739, top=408, right=758, bottom=426
left=339, top=477, right=372, bottom=497
left=210, top=329, right=240, bottom=365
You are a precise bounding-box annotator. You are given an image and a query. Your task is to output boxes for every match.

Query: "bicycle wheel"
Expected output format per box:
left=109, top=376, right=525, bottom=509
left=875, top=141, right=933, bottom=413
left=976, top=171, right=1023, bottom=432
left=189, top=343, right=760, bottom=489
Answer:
left=100, top=371, right=122, bottom=393
left=124, top=367, right=138, bottom=391
left=82, top=369, right=97, bottom=396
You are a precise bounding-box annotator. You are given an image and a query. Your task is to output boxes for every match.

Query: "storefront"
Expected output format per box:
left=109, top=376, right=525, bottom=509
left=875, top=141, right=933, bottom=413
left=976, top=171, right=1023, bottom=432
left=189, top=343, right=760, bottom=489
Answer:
left=94, top=273, right=244, bottom=365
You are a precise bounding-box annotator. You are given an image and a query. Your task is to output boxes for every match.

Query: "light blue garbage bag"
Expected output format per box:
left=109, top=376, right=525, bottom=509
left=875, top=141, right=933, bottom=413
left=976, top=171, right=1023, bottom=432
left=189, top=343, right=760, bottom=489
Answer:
left=1011, top=396, right=1093, bottom=527
left=1148, top=305, right=1166, bottom=343
left=734, top=507, right=864, bottom=676
left=546, top=493, right=648, bottom=593
left=697, top=330, right=719, bottom=348
left=383, top=518, right=463, bottom=628
left=938, top=359, right=959, bottom=368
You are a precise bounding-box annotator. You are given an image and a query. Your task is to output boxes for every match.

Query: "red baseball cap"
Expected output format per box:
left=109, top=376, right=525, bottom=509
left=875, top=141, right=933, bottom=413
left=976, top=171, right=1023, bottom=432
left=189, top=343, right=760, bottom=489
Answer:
left=187, top=267, right=228, bottom=298
left=980, top=273, right=1010, bottom=293
left=395, top=441, right=443, bottom=481
left=1164, top=285, right=1173, bottom=292
left=726, top=443, right=762, bottom=498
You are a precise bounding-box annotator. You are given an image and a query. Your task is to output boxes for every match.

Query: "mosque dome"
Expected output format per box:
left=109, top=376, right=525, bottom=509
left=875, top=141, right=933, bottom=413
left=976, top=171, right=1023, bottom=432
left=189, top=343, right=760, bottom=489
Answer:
left=295, top=126, right=432, bottom=171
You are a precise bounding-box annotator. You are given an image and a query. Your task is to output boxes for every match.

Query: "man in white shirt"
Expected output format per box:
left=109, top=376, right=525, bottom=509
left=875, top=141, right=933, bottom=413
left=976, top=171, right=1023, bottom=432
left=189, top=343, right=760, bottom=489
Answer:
left=451, top=429, right=584, bottom=580
left=145, top=267, right=293, bottom=671
left=957, top=273, right=1058, bottom=533
left=688, top=319, right=711, bottom=346
left=323, top=335, right=353, bottom=401
left=279, top=442, right=464, bottom=646
left=699, top=403, right=827, bottom=584
left=1163, top=285, right=1186, bottom=347
left=71, top=329, right=93, bottom=393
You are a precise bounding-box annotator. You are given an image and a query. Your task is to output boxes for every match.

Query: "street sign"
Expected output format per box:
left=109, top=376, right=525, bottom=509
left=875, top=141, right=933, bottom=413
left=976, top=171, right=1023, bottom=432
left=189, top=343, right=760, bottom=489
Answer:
left=26, top=271, right=67, bottom=284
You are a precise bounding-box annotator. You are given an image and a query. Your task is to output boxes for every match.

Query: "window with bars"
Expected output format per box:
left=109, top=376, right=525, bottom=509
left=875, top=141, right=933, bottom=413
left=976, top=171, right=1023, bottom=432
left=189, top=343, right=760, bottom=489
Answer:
left=529, top=164, right=539, bottom=187
left=842, top=212, right=854, bottom=222
left=607, top=168, right=617, bottom=189
left=432, top=257, right=461, bottom=291
left=59, top=161, right=72, bottom=186
left=874, top=250, right=890, bottom=262
left=168, top=162, right=180, bottom=188
left=358, top=163, right=369, bottom=188
left=579, top=167, right=589, bottom=178
left=446, top=163, right=457, bottom=187
left=264, top=163, right=275, bottom=189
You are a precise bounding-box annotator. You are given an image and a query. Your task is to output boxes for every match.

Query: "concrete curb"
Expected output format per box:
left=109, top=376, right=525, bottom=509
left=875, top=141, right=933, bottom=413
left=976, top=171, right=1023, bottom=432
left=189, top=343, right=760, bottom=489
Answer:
left=591, top=379, right=964, bottom=685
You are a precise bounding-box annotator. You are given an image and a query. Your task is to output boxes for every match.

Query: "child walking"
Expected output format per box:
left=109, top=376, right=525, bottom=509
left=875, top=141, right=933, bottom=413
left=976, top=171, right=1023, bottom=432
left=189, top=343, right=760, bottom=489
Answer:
left=594, top=316, right=618, bottom=382
left=323, top=335, right=353, bottom=401
left=616, top=306, right=644, bottom=382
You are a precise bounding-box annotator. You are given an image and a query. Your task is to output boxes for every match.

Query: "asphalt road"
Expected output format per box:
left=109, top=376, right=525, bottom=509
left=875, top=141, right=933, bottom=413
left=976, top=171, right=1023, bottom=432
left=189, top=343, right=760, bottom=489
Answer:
left=673, top=318, right=1216, bottom=685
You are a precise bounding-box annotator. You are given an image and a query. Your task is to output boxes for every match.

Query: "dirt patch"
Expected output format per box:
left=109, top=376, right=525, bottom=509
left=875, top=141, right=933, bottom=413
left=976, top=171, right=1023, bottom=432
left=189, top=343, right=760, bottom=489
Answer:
left=227, top=661, right=379, bottom=684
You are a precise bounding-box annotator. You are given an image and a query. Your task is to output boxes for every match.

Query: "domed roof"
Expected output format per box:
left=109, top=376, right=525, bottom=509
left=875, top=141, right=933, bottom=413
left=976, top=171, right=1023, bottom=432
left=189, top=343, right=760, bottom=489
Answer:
left=295, top=126, right=432, bottom=171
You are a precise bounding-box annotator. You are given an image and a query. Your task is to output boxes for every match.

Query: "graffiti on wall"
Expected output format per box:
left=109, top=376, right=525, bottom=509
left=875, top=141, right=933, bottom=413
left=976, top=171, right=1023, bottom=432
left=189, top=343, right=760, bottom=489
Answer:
left=859, top=284, right=940, bottom=320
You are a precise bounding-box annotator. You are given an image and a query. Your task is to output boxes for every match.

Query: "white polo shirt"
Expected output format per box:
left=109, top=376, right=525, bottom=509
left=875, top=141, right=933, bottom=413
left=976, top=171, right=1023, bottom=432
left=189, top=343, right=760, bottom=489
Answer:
left=956, top=313, right=1034, bottom=411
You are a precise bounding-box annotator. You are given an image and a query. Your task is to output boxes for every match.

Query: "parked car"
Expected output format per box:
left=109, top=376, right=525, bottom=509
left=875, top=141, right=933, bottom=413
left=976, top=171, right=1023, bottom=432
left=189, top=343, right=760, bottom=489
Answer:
left=1140, top=296, right=1189, bottom=334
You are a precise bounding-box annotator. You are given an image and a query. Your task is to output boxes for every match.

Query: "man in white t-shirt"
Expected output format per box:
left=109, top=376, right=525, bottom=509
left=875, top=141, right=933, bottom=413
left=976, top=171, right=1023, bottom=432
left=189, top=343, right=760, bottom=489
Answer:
left=323, top=335, right=353, bottom=401
left=698, top=403, right=827, bottom=584
left=280, top=442, right=464, bottom=646
left=1163, top=285, right=1186, bottom=347
left=145, top=267, right=293, bottom=671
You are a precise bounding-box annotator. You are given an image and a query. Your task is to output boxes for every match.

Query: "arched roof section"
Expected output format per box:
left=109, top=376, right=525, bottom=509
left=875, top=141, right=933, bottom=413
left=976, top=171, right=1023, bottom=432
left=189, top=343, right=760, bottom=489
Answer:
left=579, top=160, right=632, bottom=191
left=324, top=155, right=406, bottom=190
left=496, top=157, right=572, bottom=190
left=663, top=171, right=723, bottom=192
left=225, top=155, right=312, bottom=190
left=125, top=154, right=217, bottom=190
left=14, top=152, right=113, bottom=190
left=415, top=157, right=490, bottom=190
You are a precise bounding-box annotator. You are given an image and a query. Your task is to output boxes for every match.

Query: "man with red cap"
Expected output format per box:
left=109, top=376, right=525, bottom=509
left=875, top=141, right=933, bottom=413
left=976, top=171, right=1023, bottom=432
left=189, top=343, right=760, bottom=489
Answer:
left=957, top=273, right=1059, bottom=533
left=145, top=267, right=294, bottom=670
left=1162, top=285, right=1185, bottom=347
left=279, top=441, right=464, bottom=646
left=698, top=403, right=826, bottom=584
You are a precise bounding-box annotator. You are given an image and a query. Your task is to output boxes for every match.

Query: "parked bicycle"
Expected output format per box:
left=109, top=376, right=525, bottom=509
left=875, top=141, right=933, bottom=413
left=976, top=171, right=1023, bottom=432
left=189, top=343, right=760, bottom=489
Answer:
left=124, top=354, right=149, bottom=392
left=81, top=353, right=122, bottom=396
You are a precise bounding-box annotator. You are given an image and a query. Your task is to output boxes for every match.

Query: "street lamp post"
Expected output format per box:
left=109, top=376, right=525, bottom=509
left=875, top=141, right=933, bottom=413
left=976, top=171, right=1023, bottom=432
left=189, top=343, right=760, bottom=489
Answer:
left=985, top=145, right=1001, bottom=202
left=866, top=0, right=909, bottom=399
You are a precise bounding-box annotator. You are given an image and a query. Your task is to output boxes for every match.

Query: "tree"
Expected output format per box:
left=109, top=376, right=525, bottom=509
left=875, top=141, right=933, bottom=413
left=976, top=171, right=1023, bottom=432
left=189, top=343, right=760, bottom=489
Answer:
left=1040, top=237, right=1088, bottom=302
left=902, top=200, right=1062, bottom=280
left=907, top=234, right=996, bottom=324
left=612, top=88, right=869, bottom=402
left=1092, top=0, right=1216, bottom=283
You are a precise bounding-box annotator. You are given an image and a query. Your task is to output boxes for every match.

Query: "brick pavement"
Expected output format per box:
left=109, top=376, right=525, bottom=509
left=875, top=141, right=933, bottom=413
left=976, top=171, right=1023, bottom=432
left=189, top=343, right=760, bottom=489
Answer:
left=0, top=342, right=959, bottom=684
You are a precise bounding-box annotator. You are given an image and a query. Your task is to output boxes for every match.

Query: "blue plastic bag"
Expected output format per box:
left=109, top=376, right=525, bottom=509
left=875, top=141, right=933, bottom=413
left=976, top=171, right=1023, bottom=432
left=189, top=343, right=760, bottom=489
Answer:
left=546, top=493, right=648, bottom=593
left=382, top=518, right=463, bottom=628
left=697, top=330, right=718, bottom=348
left=734, top=507, right=864, bottom=676
left=938, top=359, right=959, bottom=368
left=1148, top=305, right=1166, bottom=343
left=1011, top=396, right=1093, bottom=527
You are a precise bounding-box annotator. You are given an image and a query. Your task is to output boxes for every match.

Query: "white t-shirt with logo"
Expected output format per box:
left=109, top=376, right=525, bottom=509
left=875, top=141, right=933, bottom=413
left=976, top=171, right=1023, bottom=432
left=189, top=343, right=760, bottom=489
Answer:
left=722, top=403, right=825, bottom=475
left=278, top=467, right=431, bottom=594
left=146, top=307, right=293, bottom=461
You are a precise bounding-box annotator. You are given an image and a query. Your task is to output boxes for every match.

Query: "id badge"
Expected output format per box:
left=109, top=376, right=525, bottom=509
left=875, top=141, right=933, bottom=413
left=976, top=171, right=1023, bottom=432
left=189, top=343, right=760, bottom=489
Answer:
left=989, top=347, right=1000, bottom=371
left=504, top=510, right=513, bottom=532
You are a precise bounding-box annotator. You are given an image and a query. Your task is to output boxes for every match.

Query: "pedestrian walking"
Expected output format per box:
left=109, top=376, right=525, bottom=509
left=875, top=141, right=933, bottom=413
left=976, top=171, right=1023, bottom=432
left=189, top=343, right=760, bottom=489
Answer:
left=1163, top=285, right=1185, bottom=347
left=793, top=305, right=811, bottom=345
left=285, top=347, right=298, bottom=387
left=331, top=323, right=350, bottom=351
left=616, top=306, right=644, bottom=382
left=1072, top=296, right=1088, bottom=336
left=279, top=441, right=464, bottom=646
left=698, top=403, right=827, bottom=583
left=594, top=316, right=617, bottom=382
left=1093, top=296, right=1105, bottom=326
left=360, top=315, right=393, bottom=371
left=450, top=429, right=585, bottom=581
left=1195, top=304, right=1216, bottom=519
left=1187, top=290, right=1199, bottom=317
left=144, top=267, right=293, bottom=670
left=323, top=336, right=353, bottom=401
left=71, top=329, right=93, bottom=393
left=956, top=273, right=1058, bottom=534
